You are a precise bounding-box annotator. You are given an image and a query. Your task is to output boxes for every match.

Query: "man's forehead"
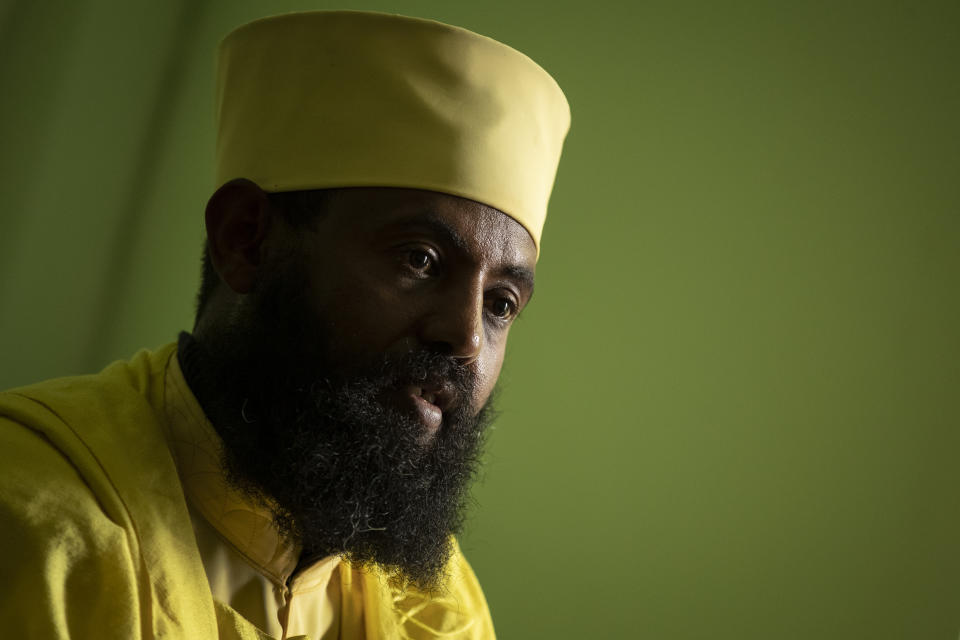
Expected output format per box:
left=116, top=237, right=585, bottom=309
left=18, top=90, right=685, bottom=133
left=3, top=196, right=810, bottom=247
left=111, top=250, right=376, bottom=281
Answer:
left=326, top=187, right=538, bottom=269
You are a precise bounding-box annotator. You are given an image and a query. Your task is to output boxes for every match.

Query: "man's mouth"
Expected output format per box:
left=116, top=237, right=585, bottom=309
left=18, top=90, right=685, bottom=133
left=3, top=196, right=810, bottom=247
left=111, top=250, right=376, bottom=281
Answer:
left=412, top=382, right=454, bottom=413
left=395, top=382, right=456, bottom=439
left=410, top=391, right=443, bottom=434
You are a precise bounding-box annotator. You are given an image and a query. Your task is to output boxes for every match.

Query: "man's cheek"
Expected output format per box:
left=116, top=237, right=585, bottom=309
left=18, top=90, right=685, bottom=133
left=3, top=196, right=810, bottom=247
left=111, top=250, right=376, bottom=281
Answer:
left=472, top=358, right=503, bottom=411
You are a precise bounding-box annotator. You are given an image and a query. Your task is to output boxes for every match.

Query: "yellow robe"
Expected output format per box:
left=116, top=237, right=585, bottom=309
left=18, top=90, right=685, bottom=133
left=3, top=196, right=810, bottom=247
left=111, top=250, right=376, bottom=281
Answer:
left=0, top=343, right=495, bottom=639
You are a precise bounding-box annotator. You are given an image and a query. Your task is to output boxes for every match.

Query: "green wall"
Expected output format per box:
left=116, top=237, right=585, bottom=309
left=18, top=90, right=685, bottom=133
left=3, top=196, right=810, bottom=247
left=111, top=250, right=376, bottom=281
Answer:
left=2, top=1, right=958, bottom=637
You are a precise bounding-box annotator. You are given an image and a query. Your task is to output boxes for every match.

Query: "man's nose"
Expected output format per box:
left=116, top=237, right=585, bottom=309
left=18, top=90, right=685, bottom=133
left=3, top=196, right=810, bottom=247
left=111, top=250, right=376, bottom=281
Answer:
left=418, top=285, right=483, bottom=363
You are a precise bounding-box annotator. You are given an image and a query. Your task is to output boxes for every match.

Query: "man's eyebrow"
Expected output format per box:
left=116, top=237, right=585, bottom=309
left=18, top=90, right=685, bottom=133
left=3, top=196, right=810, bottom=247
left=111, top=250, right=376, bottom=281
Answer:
left=388, top=211, right=536, bottom=295
left=497, top=264, right=536, bottom=298
left=392, top=212, right=470, bottom=254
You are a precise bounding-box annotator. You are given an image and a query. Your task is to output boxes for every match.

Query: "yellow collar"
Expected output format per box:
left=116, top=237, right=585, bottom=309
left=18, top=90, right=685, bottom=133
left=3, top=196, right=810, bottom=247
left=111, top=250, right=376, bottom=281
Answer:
left=162, top=350, right=307, bottom=585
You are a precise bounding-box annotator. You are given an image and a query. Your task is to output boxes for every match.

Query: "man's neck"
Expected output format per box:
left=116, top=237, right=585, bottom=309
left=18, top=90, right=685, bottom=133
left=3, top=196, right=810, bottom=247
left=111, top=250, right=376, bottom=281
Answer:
left=176, top=331, right=233, bottom=439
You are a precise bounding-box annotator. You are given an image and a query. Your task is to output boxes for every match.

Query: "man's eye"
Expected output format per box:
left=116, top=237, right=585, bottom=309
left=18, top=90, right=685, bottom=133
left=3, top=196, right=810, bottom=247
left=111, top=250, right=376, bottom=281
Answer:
left=407, top=250, right=432, bottom=271
left=489, top=297, right=516, bottom=320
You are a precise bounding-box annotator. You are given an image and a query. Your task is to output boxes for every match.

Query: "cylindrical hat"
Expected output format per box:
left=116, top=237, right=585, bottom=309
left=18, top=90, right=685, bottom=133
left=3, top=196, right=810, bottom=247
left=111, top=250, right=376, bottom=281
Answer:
left=215, top=10, right=571, bottom=255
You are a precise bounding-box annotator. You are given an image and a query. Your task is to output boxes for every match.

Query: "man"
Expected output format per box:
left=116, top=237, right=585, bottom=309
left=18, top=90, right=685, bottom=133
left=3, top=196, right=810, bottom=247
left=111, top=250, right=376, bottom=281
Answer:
left=0, top=10, right=569, bottom=639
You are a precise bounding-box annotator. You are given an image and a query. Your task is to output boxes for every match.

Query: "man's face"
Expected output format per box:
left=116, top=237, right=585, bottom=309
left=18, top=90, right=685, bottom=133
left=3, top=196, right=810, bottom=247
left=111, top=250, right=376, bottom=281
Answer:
left=290, top=187, right=537, bottom=437
left=201, top=186, right=537, bottom=591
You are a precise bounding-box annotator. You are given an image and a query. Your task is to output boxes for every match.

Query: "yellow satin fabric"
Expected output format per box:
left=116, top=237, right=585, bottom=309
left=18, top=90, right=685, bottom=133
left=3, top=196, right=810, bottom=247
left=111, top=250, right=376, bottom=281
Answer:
left=0, top=344, right=495, bottom=639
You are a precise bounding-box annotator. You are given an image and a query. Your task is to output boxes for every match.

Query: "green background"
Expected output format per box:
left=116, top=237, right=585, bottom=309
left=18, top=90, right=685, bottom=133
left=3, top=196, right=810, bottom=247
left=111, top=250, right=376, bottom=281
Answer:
left=2, top=1, right=958, bottom=637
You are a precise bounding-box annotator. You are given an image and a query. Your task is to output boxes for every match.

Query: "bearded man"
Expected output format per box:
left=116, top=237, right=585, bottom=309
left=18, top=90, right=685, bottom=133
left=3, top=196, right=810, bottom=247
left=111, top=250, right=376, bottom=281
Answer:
left=0, top=11, right=569, bottom=640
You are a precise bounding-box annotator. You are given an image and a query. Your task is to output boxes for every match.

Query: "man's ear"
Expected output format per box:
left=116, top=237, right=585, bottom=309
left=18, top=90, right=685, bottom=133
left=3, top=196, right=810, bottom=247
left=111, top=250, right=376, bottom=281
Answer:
left=205, top=178, right=273, bottom=294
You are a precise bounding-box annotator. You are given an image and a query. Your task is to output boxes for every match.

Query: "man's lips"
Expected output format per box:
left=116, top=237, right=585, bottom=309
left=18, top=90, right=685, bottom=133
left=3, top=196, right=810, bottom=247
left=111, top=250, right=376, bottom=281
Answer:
left=397, top=381, right=456, bottom=436
left=410, top=391, right=443, bottom=433
left=410, top=381, right=455, bottom=413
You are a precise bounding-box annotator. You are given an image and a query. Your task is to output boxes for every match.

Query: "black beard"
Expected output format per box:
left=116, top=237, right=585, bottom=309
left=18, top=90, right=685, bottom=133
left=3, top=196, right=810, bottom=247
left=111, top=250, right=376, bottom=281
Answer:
left=188, top=266, right=493, bottom=592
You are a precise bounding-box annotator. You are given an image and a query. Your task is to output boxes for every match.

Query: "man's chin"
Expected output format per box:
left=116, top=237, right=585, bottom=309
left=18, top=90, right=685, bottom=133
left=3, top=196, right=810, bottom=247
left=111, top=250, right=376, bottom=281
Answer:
left=218, top=395, right=490, bottom=593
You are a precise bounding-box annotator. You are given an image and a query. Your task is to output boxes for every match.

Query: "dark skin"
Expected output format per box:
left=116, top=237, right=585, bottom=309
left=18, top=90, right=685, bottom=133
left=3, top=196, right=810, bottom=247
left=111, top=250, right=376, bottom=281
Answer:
left=197, top=178, right=537, bottom=431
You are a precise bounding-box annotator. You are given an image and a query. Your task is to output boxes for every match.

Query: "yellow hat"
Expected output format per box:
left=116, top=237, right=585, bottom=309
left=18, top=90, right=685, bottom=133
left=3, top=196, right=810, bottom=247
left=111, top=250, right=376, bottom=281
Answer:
left=215, top=10, right=570, bottom=255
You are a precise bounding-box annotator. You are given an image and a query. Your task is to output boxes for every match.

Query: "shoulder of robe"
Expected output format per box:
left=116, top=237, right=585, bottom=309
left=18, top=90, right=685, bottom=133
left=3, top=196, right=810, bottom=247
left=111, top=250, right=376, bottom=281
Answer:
left=0, top=348, right=167, bottom=522
left=0, top=414, right=143, bottom=638
left=0, top=344, right=219, bottom=639
left=0, top=346, right=177, bottom=538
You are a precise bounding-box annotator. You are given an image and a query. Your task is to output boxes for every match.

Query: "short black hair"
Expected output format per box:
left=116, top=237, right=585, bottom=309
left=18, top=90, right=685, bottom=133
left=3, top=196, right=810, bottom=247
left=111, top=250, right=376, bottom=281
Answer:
left=194, top=189, right=332, bottom=321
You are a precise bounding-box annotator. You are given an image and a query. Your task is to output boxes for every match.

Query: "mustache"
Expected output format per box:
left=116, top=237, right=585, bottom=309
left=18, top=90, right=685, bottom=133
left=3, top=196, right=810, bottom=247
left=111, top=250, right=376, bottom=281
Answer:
left=385, top=350, right=475, bottom=399
left=304, top=349, right=479, bottom=412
